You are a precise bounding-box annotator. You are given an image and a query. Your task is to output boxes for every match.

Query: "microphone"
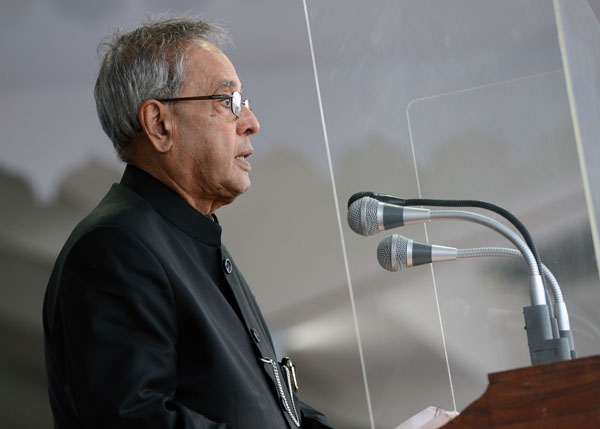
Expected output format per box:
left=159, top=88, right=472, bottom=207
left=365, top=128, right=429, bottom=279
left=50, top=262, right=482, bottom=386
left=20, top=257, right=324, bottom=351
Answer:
left=347, top=196, right=431, bottom=236
left=377, top=233, right=576, bottom=360
left=377, top=233, right=457, bottom=271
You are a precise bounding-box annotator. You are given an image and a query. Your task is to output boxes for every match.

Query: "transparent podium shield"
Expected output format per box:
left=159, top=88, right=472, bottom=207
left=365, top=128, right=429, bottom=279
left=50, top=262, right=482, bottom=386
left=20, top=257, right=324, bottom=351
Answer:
left=295, top=0, right=600, bottom=426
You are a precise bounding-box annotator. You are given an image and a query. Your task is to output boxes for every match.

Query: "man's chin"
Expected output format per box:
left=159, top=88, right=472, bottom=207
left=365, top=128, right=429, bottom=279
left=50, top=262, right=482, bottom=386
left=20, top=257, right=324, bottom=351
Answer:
left=237, top=178, right=251, bottom=195
left=226, top=180, right=251, bottom=203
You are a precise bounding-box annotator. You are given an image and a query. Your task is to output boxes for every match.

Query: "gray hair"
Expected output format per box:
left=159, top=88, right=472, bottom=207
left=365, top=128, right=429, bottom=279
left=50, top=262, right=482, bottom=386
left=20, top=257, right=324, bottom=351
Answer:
left=94, top=16, right=230, bottom=161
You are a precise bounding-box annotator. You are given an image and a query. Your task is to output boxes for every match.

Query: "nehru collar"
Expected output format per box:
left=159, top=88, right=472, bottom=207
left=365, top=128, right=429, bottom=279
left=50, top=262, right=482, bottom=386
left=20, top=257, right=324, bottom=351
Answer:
left=120, top=164, right=222, bottom=247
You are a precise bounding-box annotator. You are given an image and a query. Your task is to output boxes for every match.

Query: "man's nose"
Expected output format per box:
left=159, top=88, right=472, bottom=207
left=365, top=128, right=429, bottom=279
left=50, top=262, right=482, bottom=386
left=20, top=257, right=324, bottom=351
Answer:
left=238, top=105, right=260, bottom=136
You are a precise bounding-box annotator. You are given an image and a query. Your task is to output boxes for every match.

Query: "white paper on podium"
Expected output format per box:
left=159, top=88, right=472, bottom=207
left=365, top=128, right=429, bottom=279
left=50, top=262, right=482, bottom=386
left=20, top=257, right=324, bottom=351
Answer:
left=395, top=406, right=459, bottom=429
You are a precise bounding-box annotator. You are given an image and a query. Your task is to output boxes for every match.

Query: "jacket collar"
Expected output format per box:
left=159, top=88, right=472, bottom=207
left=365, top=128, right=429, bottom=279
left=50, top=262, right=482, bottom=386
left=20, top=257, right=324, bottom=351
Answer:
left=120, top=164, right=222, bottom=247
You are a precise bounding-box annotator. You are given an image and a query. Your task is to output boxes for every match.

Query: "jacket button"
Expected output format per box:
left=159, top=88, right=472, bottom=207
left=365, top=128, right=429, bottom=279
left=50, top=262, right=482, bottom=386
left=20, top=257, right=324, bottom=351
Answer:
left=251, top=328, right=260, bottom=343
left=223, top=258, right=233, bottom=274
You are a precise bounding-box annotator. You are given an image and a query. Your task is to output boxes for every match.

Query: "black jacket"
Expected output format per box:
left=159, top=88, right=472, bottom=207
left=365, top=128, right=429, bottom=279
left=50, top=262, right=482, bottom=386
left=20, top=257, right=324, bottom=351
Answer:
left=43, top=164, right=331, bottom=428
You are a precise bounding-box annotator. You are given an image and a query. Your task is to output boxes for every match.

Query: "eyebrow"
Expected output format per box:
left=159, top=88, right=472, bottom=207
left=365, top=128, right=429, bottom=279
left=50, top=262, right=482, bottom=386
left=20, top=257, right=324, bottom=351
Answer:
left=213, top=79, right=244, bottom=94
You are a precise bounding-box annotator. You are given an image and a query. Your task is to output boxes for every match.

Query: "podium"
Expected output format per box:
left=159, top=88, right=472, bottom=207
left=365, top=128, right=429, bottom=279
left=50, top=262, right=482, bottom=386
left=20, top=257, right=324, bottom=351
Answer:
left=443, top=355, right=600, bottom=428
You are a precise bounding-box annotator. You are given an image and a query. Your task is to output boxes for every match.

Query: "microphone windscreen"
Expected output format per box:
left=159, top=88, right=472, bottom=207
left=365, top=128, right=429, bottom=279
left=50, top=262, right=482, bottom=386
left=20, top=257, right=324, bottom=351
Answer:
left=377, top=234, right=409, bottom=271
left=377, top=235, right=394, bottom=271
left=347, top=197, right=379, bottom=236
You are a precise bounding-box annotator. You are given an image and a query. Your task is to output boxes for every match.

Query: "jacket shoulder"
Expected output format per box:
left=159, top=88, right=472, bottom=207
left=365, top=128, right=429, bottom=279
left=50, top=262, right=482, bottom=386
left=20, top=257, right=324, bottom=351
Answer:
left=71, top=183, right=158, bottom=241
left=54, top=183, right=165, bottom=269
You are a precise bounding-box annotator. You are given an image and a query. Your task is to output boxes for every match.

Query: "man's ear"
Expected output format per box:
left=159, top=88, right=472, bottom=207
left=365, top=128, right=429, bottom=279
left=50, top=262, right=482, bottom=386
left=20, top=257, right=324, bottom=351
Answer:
left=138, top=99, right=173, bottom=153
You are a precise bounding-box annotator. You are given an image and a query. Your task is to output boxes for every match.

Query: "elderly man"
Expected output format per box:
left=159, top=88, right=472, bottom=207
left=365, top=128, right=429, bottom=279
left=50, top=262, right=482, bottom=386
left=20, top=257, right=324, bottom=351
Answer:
left=43, top=17, right=331, bottom=429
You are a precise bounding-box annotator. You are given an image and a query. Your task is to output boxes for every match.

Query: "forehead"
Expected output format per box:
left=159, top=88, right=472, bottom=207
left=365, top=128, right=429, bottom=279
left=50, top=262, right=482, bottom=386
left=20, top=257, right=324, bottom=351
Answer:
left=181, top=42, right=241, bottom=93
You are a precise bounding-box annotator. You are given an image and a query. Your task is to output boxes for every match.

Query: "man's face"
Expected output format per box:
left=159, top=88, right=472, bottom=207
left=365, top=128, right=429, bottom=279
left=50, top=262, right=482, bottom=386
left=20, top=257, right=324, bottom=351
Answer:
left=168, top=42, right=260, bottom=209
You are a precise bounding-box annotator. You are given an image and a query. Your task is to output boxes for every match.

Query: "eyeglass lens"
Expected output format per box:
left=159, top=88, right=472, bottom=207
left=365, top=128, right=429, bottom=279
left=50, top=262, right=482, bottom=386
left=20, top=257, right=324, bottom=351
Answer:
left=232, top=92, right=241, bottom=117
left=231, top=92, right=250, bottom=118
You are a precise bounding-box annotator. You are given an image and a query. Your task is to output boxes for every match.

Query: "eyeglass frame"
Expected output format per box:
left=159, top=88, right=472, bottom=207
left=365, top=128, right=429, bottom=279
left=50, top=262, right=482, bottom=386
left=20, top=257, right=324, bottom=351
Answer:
left=156, top=91, right=250, bottom=118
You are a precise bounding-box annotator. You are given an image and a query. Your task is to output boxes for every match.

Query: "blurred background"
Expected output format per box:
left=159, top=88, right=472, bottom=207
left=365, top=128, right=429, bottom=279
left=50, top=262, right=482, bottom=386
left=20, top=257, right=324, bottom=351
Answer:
left=1, top=0, right=600, bottom=427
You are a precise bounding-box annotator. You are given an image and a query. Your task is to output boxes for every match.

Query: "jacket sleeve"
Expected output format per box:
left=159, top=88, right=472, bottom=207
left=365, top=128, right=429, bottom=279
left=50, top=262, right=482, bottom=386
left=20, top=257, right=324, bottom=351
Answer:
left=56, top=225, right=230, bottom=428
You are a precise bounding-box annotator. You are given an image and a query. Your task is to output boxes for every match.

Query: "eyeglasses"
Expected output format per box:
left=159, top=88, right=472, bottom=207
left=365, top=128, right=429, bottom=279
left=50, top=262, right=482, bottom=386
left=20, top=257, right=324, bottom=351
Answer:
left=157, top=91, right=250, bottom=118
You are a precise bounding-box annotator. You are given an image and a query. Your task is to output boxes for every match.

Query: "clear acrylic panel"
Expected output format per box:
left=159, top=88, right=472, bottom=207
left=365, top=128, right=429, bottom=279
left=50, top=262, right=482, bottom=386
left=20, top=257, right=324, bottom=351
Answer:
left=303, top=0, right=600, bottom=426
left=555, top=0, right=600, bottom=276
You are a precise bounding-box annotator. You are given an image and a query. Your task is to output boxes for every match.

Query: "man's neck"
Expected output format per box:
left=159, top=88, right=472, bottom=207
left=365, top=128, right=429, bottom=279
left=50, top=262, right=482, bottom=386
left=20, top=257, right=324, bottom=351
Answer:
left=127, top=159, right=223, bottom=218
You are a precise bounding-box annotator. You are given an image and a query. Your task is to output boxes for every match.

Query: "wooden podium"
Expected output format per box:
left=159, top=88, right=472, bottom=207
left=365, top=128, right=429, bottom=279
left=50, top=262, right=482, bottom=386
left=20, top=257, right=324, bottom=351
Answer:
left=443, top=355, right=600, bottom=428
